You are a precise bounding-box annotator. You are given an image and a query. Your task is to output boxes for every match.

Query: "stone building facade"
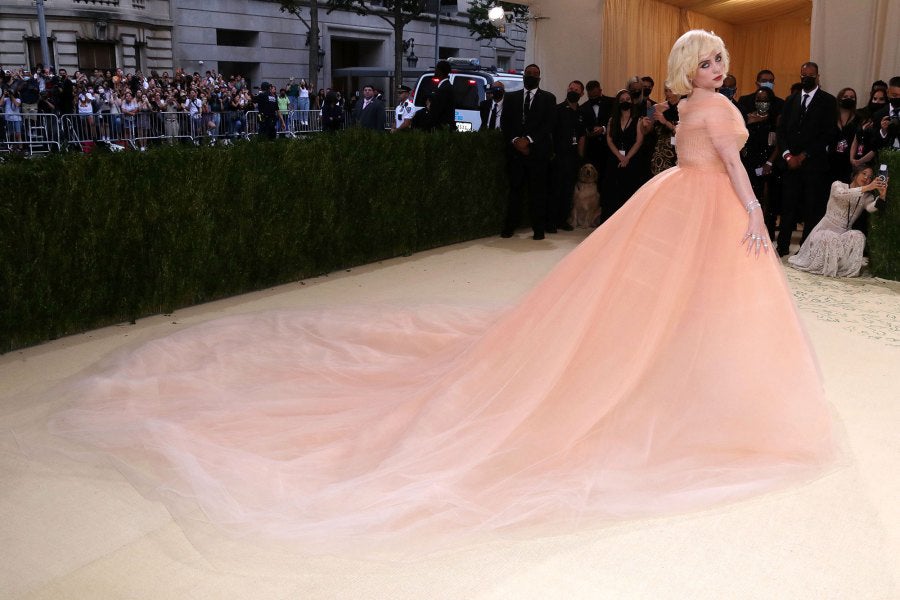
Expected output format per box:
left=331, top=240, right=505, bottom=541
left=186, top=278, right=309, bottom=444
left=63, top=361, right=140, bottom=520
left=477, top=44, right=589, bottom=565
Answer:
left=1, top=0, right=527, bottom=94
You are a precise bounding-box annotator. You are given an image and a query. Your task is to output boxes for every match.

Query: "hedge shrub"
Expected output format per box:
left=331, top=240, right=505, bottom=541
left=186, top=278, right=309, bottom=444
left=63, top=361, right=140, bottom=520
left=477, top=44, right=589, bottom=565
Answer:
left=868, top=150, right=900, bottom=280
left=0, top=130, right=508, bottom=352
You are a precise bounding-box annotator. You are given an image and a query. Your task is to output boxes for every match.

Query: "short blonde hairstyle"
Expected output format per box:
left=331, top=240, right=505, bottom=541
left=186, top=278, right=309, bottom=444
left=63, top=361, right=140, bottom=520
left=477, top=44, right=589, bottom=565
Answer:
left=666, top=30, right=730, bottom=96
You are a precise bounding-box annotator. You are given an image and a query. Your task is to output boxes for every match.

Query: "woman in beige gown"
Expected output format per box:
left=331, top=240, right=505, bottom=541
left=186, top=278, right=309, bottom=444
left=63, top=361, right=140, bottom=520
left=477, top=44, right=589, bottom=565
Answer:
left=46, top=31, right=836, bottom=558
left=789, top=164, right=888, bottom=277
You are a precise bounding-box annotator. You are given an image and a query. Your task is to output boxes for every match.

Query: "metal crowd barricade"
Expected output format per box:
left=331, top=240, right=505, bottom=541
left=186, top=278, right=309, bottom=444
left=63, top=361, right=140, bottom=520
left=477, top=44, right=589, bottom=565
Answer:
left=1, top=112, right=61, bottom=155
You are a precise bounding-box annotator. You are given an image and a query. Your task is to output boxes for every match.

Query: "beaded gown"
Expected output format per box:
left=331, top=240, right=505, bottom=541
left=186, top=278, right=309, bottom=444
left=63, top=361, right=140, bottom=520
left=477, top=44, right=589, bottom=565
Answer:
left=789, top=180, right=881, bottom=277
left=48, top=92, right=835, bottom=557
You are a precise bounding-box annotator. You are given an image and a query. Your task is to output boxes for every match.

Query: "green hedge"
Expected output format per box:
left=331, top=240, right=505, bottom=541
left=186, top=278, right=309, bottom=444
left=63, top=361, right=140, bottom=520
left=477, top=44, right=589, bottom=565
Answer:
left=0, top=130, right=508, bottom=352
left=868, top=150, right=900, bottom=280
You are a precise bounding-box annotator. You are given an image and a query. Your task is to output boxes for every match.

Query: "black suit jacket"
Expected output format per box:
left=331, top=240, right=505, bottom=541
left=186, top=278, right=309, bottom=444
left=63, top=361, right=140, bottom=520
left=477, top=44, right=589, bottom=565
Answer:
left=353, top=98, right=386, bottom=131
left=579, top=96, right=613, bottom=161
left=500, top=88, right=557, bottom=158
left=777, top=88, right=837, bottom=171
left=478, top=99, right=503, bottom=131
left=428, top=79, right=456, bottom=131
left=872, top=105, right=900, bottom=151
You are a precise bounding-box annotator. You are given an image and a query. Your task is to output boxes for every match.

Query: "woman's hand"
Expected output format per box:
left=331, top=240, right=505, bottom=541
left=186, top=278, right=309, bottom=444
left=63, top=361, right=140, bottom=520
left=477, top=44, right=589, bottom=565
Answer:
left=741, top=208, right=769, bottom=257
left=618, top=156, right=630, bottom=168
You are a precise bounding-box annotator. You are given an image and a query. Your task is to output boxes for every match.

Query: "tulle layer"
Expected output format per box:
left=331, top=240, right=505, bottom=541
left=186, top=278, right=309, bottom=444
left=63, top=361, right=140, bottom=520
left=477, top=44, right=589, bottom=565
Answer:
left=43, top=160, right=836, bottom=558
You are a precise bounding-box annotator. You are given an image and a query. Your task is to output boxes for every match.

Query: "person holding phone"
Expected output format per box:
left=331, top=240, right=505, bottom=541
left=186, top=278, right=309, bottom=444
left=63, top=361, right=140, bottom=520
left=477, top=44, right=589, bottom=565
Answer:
left=599, top=88, right=646, bottom=225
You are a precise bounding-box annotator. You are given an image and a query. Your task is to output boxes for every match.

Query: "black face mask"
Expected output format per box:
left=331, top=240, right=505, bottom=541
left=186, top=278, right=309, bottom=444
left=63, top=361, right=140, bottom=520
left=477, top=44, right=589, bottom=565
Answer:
left=839, top=97, right=856, bottom=109
left=628, top=90, right=642, bottom=100
left=800, top=76, right=817, bottom=91
left=890, top=98, right=900, bottom=109
left=869, top=101, right=885, bottom=111
left=491, top=89, right=504, bottom=101
left=523, top=75, right=540, bottom=90
left=566, top=91, right=581, bottom=104
left=619, top=101, right=633, bottom=111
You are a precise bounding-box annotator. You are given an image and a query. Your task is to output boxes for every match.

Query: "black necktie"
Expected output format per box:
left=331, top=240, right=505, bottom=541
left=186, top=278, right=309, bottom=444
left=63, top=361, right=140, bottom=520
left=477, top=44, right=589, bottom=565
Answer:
left=523, top=90, right=532, bottom=123
left=801, top=93, right=809, bottom=113
left=489, top=104, right=498, bottom=130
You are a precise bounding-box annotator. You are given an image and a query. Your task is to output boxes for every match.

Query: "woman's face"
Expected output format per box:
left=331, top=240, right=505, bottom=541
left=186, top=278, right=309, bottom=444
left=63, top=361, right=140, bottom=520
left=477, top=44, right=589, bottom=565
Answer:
left=692, top=50, right=725, bottom=91
left=840, top=90, right=857, bottom=104
left=871, top=90, right=887, bottom=105
left=853, top=168, right=874, bottom=187
left=616, top=91, right=630, bottom=106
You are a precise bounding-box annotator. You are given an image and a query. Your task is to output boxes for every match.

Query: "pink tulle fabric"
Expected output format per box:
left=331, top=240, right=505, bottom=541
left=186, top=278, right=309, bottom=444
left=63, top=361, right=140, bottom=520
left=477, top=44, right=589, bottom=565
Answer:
left=48, top=93, right=835, bottom=557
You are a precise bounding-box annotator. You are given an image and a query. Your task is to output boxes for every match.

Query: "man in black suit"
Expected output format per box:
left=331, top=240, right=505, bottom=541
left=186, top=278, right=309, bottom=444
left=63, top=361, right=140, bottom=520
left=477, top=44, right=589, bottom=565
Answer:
left=352, top=84, right=386, bottom=131
left=500, top=63, right=556, bottom=240
left=579, top=80, right=613, bottom=185
left=427, top=60, right=456, bottom=131
left=478, top=81, right=505, bottom=132
left=775, top=61, right=837, bottom=256
left=872, top=76, right=900, bottom=152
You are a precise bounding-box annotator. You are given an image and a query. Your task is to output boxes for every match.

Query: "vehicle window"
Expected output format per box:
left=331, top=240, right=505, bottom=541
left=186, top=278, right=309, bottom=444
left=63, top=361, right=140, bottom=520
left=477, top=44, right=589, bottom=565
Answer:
left=496, top=77, right=524, bottom=93
left=414, top=76, right=439, bottom=107
left=452, top=76, right=486, bottom=110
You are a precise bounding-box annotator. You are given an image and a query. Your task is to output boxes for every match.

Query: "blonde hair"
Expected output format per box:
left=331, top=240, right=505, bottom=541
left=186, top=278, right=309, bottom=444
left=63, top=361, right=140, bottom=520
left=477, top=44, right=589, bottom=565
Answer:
left=666, top=30, right=730, bottom=96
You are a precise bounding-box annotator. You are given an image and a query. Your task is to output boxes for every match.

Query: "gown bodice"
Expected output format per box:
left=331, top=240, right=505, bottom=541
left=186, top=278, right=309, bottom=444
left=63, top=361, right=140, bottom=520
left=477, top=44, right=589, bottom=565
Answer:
left=674, top=93, right=749, bottom=173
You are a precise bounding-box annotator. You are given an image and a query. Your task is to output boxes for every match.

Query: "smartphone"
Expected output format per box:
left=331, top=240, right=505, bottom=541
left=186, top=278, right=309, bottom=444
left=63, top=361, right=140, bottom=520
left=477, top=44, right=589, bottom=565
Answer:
left=646, top=105, right=655, bottom=118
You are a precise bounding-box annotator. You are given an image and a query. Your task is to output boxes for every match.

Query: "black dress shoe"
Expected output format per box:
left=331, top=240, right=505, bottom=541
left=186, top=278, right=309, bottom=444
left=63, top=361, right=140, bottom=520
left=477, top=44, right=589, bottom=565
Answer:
left=545, top=226, right=558, bottom=234
left=533, top=232, right=545, bottom=240
left=500, top=230, right=514, bottom=238
left=559, top=223, right=574, bottom=231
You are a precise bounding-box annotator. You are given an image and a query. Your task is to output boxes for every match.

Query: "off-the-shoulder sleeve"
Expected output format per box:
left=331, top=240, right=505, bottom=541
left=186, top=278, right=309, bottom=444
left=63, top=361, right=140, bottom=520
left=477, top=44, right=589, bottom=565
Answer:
left=705, top=95, right=749, bottom=149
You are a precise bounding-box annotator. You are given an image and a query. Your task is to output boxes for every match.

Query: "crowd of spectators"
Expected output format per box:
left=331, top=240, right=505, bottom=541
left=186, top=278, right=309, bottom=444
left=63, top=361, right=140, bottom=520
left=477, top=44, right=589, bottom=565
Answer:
left=0, top=63, right=327, bottom=150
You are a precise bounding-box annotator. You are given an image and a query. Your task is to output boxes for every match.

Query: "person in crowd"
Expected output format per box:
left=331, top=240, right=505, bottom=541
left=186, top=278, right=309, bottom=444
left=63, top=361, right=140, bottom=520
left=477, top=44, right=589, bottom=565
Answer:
left=254, top=82, right=279, bottom=140
left=136, top=89, right=152, bottom=150
left=625, top=76, right=654, bottom=188
left=478, top=81, right=504, bottom=132
left=736, top=69, right=784, bottom=121
left=649, top=85, right=680, bottom=175
left=76, top=90, right=96, bottom=141
left=857, top=86, right=887, bottom=124
left=776, top=61, right=837, bottom=256
left=599, top=88, right=645, bottom=225
left=352, top=84, right=386, bottom=131
left=499, top=63, right=556, bottom=240
left=718, top=73, right=738, bottom=103
left=579, top=80, right=613, bottom=186
left=828, top=87, right=859, bottom=183
left=277, top=88, right=290, bottom=135
left=410, top=92, right=433, bottom=130
left=550, top=80, right=587, bottom=232
left=872, top=75, right=900, bottom=151
left=640, top=76, right=656, bottom=105
left=320, top=90, right=343, bottom=133
left=55, top=68, right=74, bottom=117
left=741, top=86, right=780, bottom=240
left=2, top=87, right=22, bottom=150
left=393, top=85, right=414, bottom=132
left=788, top=163, right=888, bottom=277
left=19, top=72, right=40, bottom=114
left=298, top=79, right=311, bottom=125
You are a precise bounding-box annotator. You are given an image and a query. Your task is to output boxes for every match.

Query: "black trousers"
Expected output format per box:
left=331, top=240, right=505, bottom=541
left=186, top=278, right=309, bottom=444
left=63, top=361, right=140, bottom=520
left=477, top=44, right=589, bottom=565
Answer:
left=504, top=150, right=550, bottom=235
left=777, top=164, right=829, bottom=255
left=259, top=116, right=277, bottom=140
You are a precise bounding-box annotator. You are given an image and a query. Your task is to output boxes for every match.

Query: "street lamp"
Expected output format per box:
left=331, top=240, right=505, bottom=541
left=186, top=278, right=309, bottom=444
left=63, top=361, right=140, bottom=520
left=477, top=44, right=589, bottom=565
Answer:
left=403, top=38, right=418, bottom=69
left=317, top=45, right=325, bottom=71
left=488, top=5, right=506, bottom=25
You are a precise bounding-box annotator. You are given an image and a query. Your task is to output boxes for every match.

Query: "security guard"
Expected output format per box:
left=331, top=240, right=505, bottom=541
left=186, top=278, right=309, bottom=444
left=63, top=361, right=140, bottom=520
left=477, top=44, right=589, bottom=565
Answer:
left=254, top=82, right=278, bottom=140
left=393, top=85, right=414, bottom=132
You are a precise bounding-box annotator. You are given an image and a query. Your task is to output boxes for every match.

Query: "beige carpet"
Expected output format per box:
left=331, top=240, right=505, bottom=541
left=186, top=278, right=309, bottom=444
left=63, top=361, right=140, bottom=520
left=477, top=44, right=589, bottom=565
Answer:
left=1, top=230, right=897, bottom=600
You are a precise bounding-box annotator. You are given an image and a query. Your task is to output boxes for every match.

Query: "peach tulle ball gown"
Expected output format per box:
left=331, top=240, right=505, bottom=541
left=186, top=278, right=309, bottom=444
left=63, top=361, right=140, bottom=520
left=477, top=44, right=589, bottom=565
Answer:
left=49, top=92, right=835, bottom=556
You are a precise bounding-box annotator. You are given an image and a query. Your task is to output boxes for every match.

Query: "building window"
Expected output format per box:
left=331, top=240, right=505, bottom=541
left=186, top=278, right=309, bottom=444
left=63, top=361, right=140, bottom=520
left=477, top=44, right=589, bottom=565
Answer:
left=73, top=0, right=121, bottom=6
left=77, top=41, right=117, bottom=71
left=216, top=29, right=258, bottom=47
left=496, top=54, right=510, bottom=72
left=134, top=42, right=146, bottom=72
left=26, top=38, right=56, bottom=70
left=132, top=0, right=146, bottom=8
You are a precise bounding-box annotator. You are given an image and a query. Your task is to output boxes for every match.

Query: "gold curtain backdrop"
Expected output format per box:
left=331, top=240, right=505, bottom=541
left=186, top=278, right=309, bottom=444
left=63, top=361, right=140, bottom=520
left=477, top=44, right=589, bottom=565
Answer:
left=600, top=0, right=810, bottom=102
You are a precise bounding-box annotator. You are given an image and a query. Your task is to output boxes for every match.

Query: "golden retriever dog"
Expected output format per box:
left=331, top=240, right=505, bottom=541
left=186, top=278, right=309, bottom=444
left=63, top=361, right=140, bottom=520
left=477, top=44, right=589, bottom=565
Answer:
left=569, top=163, right=600, bottom=228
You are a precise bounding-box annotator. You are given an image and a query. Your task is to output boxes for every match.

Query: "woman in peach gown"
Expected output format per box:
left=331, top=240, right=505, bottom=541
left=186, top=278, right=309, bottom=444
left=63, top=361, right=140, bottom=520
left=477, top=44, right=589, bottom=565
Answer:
left=48, top=31, right=835, bottom=557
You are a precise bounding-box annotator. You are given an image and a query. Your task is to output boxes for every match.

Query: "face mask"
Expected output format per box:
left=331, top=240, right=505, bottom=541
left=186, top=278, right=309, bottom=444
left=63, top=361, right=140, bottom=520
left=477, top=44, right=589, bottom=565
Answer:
left=758, top=81, right=774, bottom=90
left=756, top=101, right=770, bottom=114
left=619, top=100, right=633, bottom=110
left=890, top=98, right=900, bottom=109
left=628, top=90, right=642, bottom=100
left=523, top=75, right=540, bottom=90
left=566, top=91, right=581, bottom=104
left=719, top=87, right=736, bottom=99
left=800, top=76, right=817, bottom=91
left=491, top=89, right=504, bottom=101
left=839, top=97, right=856, bottom=109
